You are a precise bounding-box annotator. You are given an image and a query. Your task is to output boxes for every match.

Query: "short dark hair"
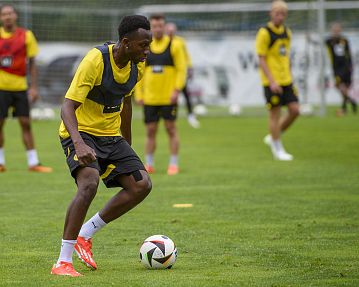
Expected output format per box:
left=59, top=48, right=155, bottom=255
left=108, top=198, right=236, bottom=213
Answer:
left=118, top=15, right=150, bottom=40
left=149, top=14, right=166, bottom=21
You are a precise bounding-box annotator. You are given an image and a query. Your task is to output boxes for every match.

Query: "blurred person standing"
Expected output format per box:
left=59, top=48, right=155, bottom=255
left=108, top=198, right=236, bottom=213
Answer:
left=0, top=4, right=52, bottom=172
left=326, top=22, right=356, bottom=115
left=166, top=22, right=200, bottom=129
left=255, top=0, right=300, bottom=161
left=136, top=14, right=186, bottom=175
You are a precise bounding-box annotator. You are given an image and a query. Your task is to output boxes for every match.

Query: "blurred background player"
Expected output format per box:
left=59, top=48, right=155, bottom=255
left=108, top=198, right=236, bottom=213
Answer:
left=166, top=22, right=200, bottom=129
left=136, top=14, right=186, bottom=175
left=326, top=22, right=356, bottom=115
left=255, top=0, right=300, bottom=161
left=51, top=15, right=152, bottom=277
left=0, top=4, right=52, bottom=172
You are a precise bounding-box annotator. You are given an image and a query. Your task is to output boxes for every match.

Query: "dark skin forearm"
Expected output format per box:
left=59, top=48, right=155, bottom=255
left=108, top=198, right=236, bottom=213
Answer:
left=61, top=98, right=83, bottom=144
left=61, top=98, right=97, bottom=165
left=120, top=96, right=132, bottom=145
left=28, top=58, right=39, bottom=103
left=29, top=58, right=38, bottom=88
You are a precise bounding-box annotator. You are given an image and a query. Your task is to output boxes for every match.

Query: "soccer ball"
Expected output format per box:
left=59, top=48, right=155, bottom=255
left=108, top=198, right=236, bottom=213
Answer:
left=228, top=104, right=241, bottom=116
left=193, top=104, right=208, bottom=116
left=139, top=235, right=177, bottom=269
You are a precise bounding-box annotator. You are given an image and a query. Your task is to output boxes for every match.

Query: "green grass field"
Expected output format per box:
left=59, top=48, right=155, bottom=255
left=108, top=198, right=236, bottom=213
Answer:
left=0, top=108, right=358, bottom=286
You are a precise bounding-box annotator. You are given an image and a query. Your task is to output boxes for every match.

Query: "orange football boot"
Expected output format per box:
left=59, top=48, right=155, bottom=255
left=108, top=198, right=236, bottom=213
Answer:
left=51, top=261, right=82, bottom=277
left=74, top=236, right=97, bottom=270
left=167, top=165, right=179, bottom=175
left=28, top=164, right=53, bottom=173
left=145, top=164, right=155, bottom=174
left=0, top=165, right=6, bottom=172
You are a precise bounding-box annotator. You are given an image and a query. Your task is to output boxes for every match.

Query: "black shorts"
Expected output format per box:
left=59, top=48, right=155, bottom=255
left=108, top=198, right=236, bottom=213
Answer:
left=334, top=70, right=352, bottom=86
left=0, top=90, right=29, bottom=119
left=60, top=132, right=145, bottom=188
left=264, top=84, right=299, bottom=109
left=144, top=105, right=177, bottom=123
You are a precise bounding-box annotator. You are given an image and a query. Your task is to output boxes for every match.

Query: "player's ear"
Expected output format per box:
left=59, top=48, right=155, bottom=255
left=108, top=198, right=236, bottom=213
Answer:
left=120, top=37, right=130, bottom=50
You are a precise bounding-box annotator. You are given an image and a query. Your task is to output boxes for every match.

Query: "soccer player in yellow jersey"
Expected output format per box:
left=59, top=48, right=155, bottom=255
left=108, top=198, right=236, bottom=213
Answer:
left=136, top=14, right=187, bottom=175
left=255, top=0, right=300, bottom=161
left=51, top=16, right=152, bottom=277
left=166, top=22, right=200, bottom=129
left=0, top=4, right=52, bottom=172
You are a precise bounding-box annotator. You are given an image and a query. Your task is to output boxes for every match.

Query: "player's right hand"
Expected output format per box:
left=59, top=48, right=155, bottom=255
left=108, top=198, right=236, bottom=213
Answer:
left=170, top=89, right=180, bottom=104
left=74, top=142, right=97, bottom=166
left=269, top=82, right=283, bottom=94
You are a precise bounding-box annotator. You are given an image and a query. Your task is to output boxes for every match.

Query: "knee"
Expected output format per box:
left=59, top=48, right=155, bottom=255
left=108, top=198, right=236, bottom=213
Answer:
left=165, top=126, right=176, bottom=137
left=20, top=120, right=31, bottom=132
left=289, top=106, right=300, bottom=118
left=131, top=174, right=152, bottom=200
left=292, top=108, right=300, bottom=118
left=146, top=127, right=156, bottom=138
left=77, top=177, right=99, bottom=205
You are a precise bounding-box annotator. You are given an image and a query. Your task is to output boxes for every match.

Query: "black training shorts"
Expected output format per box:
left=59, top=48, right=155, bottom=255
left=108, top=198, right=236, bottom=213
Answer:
left=334, top=69, right=352, bottom=87
left=60, top=132, right=145, bottom=188
left=0, top=90, right=29, bottom=119
left=144, top=105, right=177, bottom=123
left=264, top=84, right=299, bottom=110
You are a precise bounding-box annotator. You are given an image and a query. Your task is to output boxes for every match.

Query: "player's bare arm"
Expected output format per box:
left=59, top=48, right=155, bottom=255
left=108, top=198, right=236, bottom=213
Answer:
left=28, top=57, right=39, bottom=103
left=170, top=89, right=180, bottom=104
left=61, top=98, right=96, bottom=166
left=258, top=56, right=283, bottom=94
left=120, top=96, right=132, bottom=145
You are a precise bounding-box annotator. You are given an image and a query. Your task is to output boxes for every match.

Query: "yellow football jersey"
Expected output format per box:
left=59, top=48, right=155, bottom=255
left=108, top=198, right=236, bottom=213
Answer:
left=59, top=44, right=145, bottom=138
left=255, top=22, right=292, bottom=86
left=174, top=35, right=192, bottom=68
left=135, top=35, right=186, bottom=105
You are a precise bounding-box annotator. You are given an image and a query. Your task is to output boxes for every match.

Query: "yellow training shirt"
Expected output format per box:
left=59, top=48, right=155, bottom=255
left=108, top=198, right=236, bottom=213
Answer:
left=174, top=35, right=192, bottom=68
left=255, top=22, right=292, bottom=86
left=135, top=35, right=186, bottom=105
left=59, top=45, right=145, bottom=138
left=0, top=27, right=38, bottom=91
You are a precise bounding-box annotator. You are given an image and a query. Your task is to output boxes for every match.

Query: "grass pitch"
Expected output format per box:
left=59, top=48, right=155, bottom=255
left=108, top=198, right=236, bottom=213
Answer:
left=0, top=107, right=358, bottom=286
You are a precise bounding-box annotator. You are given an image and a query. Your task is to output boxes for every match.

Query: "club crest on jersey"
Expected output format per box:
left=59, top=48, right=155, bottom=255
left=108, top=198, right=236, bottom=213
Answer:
left=334, top=44, right=345, bottom=56
left=0, top=56, right=13, bottom=67
left=279, top=45, right=287, bottom=56
left=152, top=65, right=164, bottom=73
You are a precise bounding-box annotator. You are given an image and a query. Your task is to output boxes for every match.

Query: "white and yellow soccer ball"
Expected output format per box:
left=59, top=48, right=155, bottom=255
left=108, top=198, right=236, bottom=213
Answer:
left=139, top=235, right=177, bottom=269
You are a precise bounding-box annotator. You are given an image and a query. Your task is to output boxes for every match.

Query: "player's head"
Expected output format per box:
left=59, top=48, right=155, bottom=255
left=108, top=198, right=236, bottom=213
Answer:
left=118, top=15, right=152, bottom=64
left=165, top=22, right=177, bottom=39
left=149, top=14, right=166, bottom=40
left=0, top=4, right=18, bottom=29
left=270, top=0, right=288, bottom=27
left=330, top=22, right=342, bottom=38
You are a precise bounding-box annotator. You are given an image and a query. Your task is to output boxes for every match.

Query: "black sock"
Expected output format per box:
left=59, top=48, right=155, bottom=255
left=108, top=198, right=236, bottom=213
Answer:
left=342, top=97, right=348, bottom=113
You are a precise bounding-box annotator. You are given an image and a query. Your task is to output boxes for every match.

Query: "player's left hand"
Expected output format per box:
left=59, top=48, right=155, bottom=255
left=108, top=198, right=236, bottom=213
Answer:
left=28, top=87, right=39, bottom=103
left=170, top=89, right=180, bottom=104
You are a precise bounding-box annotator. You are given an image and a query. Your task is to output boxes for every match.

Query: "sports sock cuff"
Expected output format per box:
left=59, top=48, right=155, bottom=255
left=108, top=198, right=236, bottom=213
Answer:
left=145, top=154, right=154, bottom=166
left=62, top=239, right=77, bottom=245
left=79, top=212, right=107, bottom=239
left=0, top=148, right=5, bottom=165
left=95, top=212, right=107, bottom=227
left=26, top=149, right=40, bottom=167
left=169, top=155, right=178, bottom=166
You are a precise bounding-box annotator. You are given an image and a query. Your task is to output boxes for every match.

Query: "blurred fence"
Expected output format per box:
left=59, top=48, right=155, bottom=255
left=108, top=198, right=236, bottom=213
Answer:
left=3, top=0, right=359, bottom=111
